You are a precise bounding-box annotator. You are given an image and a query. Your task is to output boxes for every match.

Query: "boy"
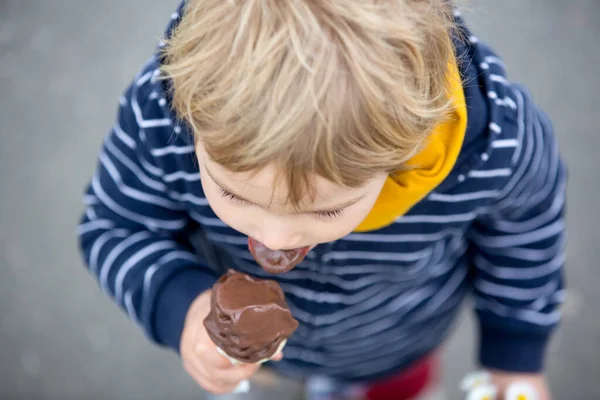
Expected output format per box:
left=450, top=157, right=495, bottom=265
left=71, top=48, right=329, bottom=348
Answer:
left=78, top=0, right=566, bottom=398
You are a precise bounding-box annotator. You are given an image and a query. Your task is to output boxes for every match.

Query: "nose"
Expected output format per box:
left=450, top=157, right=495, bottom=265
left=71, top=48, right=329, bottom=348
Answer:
left=254, top=224, right=302, bottom=251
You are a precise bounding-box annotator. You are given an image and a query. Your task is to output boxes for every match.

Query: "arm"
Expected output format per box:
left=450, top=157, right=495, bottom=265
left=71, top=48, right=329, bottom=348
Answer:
left=468, top=87, right=566, bottom=395
left=77, top=61, right=218, bottom=351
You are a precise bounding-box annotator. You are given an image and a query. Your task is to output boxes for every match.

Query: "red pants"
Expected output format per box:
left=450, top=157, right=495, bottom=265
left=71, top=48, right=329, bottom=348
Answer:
left=366, top=355, right=438, bottom=400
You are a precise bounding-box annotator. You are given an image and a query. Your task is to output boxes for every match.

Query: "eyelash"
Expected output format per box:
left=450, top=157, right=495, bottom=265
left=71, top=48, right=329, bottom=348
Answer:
left=218, top=188, right=248, bottom=204
left=218, top=188, right=345, bottom=220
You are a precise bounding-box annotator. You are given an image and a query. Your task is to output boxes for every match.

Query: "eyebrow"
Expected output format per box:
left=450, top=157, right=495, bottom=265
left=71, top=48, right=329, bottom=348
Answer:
left=204, top=165, right=364, bottom=212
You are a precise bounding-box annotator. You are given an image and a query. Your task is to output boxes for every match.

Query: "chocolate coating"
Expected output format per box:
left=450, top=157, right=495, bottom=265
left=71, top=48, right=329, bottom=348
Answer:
left=248, top=237, right=310, bottom=274
left=203, top=270, right=299, bottom=363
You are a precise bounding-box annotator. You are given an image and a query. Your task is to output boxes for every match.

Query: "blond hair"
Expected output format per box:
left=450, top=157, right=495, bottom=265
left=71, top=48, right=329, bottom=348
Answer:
left=162, top=0, right=456, bottom=206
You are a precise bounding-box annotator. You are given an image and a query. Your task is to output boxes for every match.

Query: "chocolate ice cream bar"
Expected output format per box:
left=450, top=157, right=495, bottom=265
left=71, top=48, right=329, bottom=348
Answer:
left=203, top=270, right=299, bottom=364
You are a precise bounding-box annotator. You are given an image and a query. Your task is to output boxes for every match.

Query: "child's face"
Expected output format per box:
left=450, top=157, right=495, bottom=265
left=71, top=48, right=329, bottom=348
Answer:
left=196, top=144, right=388, bottom=251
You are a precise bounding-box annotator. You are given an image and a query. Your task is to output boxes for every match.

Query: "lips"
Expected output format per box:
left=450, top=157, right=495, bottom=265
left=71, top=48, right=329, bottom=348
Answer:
left=247, top=237, right=310, bottom=274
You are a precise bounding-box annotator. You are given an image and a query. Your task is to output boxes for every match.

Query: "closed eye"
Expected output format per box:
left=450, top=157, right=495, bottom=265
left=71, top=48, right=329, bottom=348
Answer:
left=218, top=188, right=346, bottom=220
left=314, top=209, right=345, bottom=220
left=218, top=188, right=249, bottom=205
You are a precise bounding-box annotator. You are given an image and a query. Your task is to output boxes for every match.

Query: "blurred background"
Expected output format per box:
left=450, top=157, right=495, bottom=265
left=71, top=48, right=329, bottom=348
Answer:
left=1, top=1, right=599, bottom=399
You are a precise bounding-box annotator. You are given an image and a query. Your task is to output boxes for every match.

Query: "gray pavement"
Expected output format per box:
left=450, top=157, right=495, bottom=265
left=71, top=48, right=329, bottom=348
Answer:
left=1, top=1, right=599, bottom=399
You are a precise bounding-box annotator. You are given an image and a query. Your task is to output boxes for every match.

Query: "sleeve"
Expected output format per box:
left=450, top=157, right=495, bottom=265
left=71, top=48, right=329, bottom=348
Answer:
left=77, top=64, right=218, bottom=352
left=467, top=87, right=567, bottom=373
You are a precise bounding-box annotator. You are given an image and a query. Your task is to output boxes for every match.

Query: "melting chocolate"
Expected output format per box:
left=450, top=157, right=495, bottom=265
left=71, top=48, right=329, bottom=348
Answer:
left=248, top=237, right=310, bottom=274
left=203, top=270, right=299, bottom=364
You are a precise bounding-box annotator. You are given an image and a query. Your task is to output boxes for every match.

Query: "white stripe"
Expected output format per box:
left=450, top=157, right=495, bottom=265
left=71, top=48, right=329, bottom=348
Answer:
left=341, top=230, right=456, bottom=243
left=420, top=262, right=467, bottom=313
left=163, top=170, right=200, bottom=182
left=428, top=190, right=499, bottom=202
left=86, top=207, right=98, bottom=220
left=476, top=279, right=558, bottom=301
left=206, top=232, right=247, bottom=245
left=492, top=191, right=564, bottom=233
left=505, top=120, right=560, bottom=215
left=189, top=211, right=227, bottom=227
left=124, top=291, right=138, bottom=323
left=105, top=135, right=167, bottom=193
left=468, top=168, right=512, bottom=178
left=142, top=251, right=202, bottom=300
left=130, top=86, right=172, bottom=128
left=474, top=252, right=564, bottom=280
left=491, top=139, right=518, bottom=148
left=484, top=56, right=505, bottom=67
left=92, top=175, right=187, bottom=231
left=77, top=219, right=114, bottom=236
left=169, top=192, right=209, bottom=206
left=83, top=194, right=99, bottom=205
left=283, top=282, right=387, bottom=306
left=136, top=70, right=153, bottom=87
left=150, top=69, right=161, bottom=84
left=113, top=241, right=175, bottom=300
left=89, top=229, right=130, bottom=273
left=138, top=155, right=164, bottom=177
left=99, top=151, right=182, bottom=209
left=322, top=247, right=432, bottom=263
left=86, top=207, right=97, bottom=220
left=500, top=109, right=549, bottom=210
left=531, top=289, right=566, bottom=311
left=311, top=286, right=439, bottom=340
left=481, top=236, right=565, bottom=262
left=113, top=123, right=136, bottom=150
left=396, top=211, right=479, bottom=224
left=150, top=145, right=195, bottom=157
left=490, top=74, right=509, bottom=85
left=475, top=298, right=560, bottom=326
left=327, top=315, right=454, bottom=363
left=495, top=96, right=517, bottom=109
left=320, top=314, right=438, bottom=354
left=489, top=122, right=502, bottom=134
left=472, top=219, right=564, bottom=248
left=511, top=88, right=525, bottom=165
left=285, top=326, right=429, bottom=367
left=98, top=231, right=153, bottom=294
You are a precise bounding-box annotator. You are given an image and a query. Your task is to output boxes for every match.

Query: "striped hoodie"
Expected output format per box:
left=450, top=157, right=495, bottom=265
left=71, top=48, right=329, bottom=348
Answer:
left=77, top=5, right=566, bottom=382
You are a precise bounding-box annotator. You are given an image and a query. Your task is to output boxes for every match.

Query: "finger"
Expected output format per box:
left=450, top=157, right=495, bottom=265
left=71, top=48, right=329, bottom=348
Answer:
left=184, top=359, right=241, bottom=394
left=193, top=341, right=233, bottom=370
left=271, top=351, right=284, bottom=362
left=213, top=362, right=261, bottom=384
left=186, top=351, right=260, bottom=387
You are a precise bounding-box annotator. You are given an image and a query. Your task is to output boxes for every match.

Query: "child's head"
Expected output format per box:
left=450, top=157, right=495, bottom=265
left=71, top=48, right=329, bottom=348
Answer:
left=163, top=0, right=455, bottom=249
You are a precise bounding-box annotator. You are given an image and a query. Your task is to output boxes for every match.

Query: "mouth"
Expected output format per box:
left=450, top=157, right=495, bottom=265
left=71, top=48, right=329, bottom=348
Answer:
left=247, top=237, right=311, bottom=274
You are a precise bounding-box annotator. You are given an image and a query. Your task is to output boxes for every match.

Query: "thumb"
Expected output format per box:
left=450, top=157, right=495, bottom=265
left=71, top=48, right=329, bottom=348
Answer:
left=270, top=351, right=284, bottom=362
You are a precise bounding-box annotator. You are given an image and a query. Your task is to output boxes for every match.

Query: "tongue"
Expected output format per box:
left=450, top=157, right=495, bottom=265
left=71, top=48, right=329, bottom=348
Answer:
left=248, top=237, right=310, bottom=274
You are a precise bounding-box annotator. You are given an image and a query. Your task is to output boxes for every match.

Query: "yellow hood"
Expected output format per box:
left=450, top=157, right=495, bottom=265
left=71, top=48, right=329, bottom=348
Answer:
left=354, top=59, right=468, bottom=232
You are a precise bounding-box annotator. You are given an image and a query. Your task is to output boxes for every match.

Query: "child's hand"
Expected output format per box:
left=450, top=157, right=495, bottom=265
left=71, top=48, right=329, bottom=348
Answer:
left=180, top=290, right=270, bottom=394
left=490, top=370, right=551, bottom=399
